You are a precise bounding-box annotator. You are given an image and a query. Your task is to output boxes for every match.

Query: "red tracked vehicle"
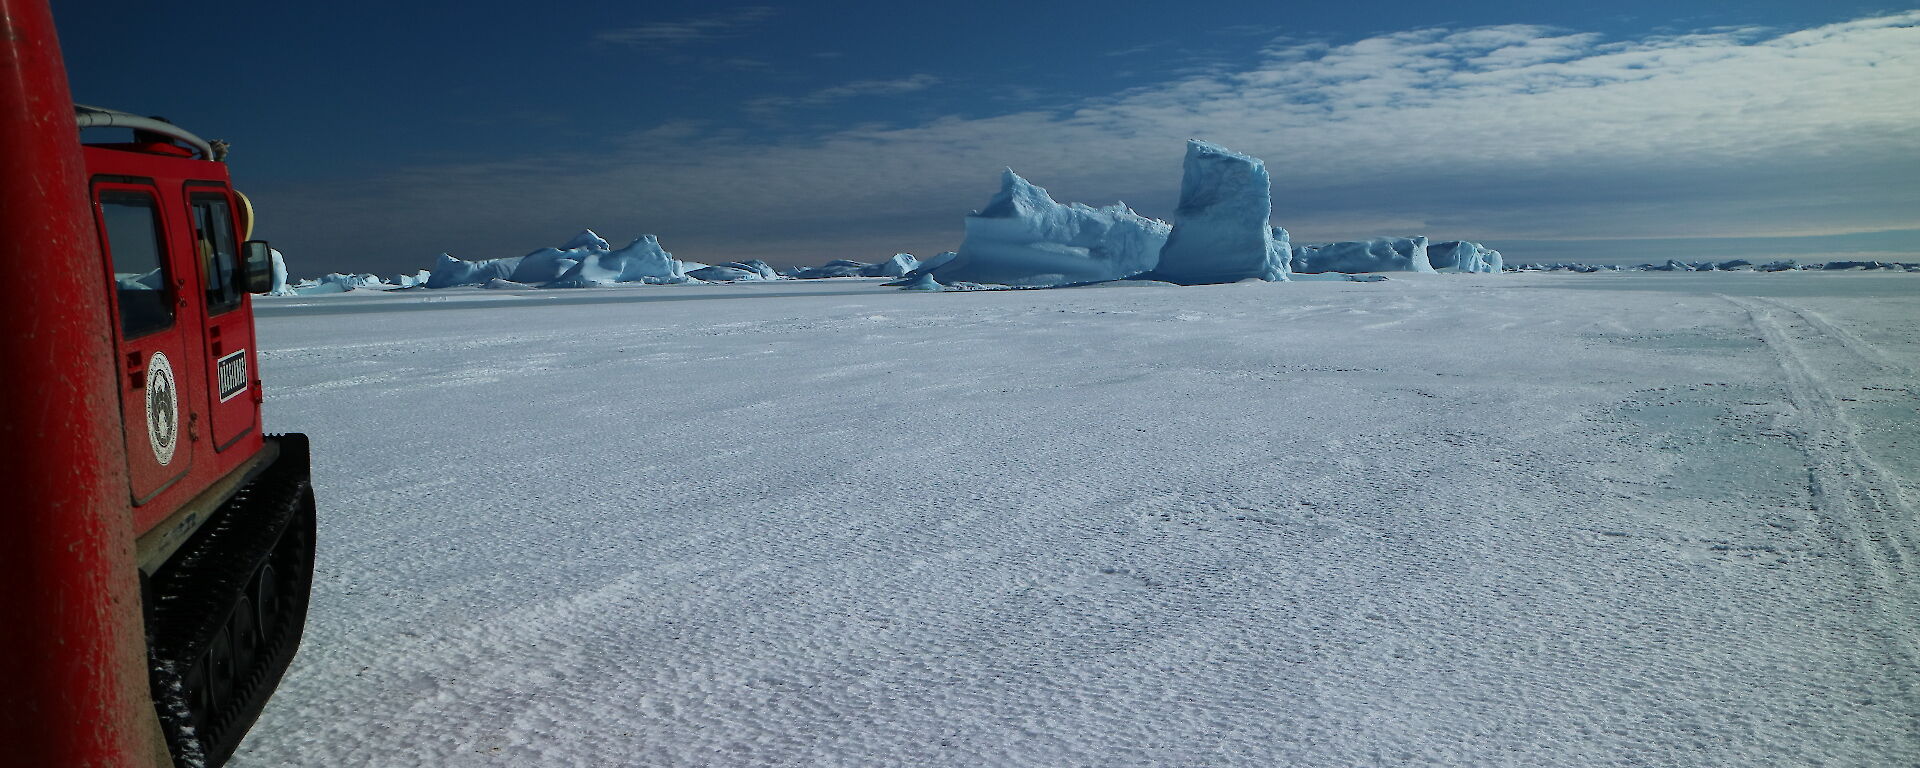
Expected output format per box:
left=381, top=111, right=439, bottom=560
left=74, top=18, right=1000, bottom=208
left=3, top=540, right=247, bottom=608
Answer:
left=1, top=2, right=315, bottom=765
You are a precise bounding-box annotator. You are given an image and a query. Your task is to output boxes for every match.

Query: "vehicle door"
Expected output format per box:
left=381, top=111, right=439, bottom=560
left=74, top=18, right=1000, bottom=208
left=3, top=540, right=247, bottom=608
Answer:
left=95, top=182, right=194, bottom=503
left=188, top=186, right=257, bottom=449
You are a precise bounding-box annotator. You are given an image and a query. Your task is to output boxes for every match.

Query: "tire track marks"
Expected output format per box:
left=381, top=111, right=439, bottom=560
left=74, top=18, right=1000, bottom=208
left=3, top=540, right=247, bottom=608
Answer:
left=1749, top=296, right=1914, bottom=378
left=1722, top=295, right=1918, bottom=660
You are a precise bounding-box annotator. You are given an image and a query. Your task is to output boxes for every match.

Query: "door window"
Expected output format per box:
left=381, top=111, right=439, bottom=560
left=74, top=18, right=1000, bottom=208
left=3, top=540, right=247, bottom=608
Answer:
left=101, top=191, right=173, bottom=337
left=192, top=193, right=244, bottom=314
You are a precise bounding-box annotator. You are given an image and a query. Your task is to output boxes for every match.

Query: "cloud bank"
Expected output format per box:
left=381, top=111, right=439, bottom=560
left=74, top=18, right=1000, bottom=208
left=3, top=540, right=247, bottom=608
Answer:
left=269, top=12, right=1920, bottom=272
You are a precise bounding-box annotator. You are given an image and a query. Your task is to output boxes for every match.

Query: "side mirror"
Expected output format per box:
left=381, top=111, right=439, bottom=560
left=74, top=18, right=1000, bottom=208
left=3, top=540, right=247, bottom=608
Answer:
left=243, top=240, right=275, bottom=294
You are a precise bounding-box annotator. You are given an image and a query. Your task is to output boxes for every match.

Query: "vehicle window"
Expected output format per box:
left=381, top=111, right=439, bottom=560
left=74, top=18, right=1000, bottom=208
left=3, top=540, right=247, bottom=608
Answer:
left=193, top=194, right=243, bottom=313
left=101, top=191, right=173, bottom=337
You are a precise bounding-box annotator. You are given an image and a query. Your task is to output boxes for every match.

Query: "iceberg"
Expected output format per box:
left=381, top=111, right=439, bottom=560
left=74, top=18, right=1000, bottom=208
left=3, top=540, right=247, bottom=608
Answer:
left=417, top=230, right=692, bottom=288
left=509, top=248, right=584, bottom=284
left=559, top=229, right=610, bottom=251
left=873, top=253, right=919, bottom=277
left=687, top=259, right=780, bottom=281
left=894, top=272, right=945, bottom=291
left=549, top=235, right=688, bottom=287
left=786, top=259, right=876, bottom=279
left=509, top=229, right=612, bottom=283
left=260, top=248, right=299, bottom=296
left=928, top=169, right=1170, bottom=287
left=386, top=269, right=432, bottom=288
left=1139, top=140, right=1289, bottom=284
left=293, top=272, right=389, bottom=295
left=1821, top=260, right=1907, bottom=270
left=910, top=251, right=958, bottom=276
left=116, top=268, right=163, bottom=291
left=1292, top=237, right=1435, bottom=274
left=425, top=253, right=522, bottom=288
left=1425, top=241, right=1504, bottom=273
left=787, top=254, right=923, bottom=279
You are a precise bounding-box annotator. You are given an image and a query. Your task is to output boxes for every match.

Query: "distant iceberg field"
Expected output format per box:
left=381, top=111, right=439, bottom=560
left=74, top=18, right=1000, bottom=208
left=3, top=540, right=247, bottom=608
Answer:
left=259, top=141, right=1915, bottom=297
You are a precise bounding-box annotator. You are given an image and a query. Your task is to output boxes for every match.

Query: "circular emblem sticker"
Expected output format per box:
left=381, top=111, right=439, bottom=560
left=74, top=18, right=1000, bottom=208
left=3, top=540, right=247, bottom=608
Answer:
left=146, top=350, right=179, bottom=465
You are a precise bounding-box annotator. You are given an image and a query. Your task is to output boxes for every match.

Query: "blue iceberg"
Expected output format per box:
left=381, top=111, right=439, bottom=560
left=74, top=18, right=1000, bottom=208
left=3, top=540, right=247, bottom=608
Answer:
left=687, top=259, right=779, bottom=281
left=787, top=254, right=920, bottom=279
left=1140, top=140, right=1289, bottom=285
left=1292, top=237, right=1434, bottom=274
left=929, top=169, right=1170, bottom=287
left=549, top=235, right=689, bottom=287
left=1425, top=240, right=1504, bottom=273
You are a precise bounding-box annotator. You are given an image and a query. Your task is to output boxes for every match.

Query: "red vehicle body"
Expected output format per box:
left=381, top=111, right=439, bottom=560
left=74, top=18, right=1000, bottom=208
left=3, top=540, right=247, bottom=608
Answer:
left=1, top=2, right=315, bottom=765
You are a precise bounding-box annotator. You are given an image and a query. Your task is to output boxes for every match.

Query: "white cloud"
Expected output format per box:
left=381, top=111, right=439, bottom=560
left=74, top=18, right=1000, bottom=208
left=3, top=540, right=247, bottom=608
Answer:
left=748, top=74, right=943, bottom=112
left=283, top=12, right=1920, bottom=269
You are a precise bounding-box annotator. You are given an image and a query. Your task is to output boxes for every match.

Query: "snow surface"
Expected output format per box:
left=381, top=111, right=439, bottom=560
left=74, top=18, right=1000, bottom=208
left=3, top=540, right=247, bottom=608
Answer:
left=931, top=169, right=1170, bottom=287
left=237, top=271, right=1919, bottom=767
left=1141, top=140, right=1290, bottom=284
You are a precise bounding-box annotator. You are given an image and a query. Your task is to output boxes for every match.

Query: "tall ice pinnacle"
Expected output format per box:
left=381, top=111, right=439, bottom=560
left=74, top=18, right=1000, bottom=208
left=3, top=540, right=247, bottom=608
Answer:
left=1143, top=140, right=1290, bottom=284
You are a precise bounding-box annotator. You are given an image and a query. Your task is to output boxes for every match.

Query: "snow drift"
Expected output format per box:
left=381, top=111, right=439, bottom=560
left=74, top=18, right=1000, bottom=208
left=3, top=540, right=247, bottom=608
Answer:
left=1140, top=140, right=1289, bottom=285
left=927, top=169, right=1170, bottom=288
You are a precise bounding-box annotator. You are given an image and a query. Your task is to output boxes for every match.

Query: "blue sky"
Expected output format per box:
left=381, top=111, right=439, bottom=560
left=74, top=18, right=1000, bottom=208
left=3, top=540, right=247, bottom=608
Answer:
left=58, top=2, right=1920, bottom=273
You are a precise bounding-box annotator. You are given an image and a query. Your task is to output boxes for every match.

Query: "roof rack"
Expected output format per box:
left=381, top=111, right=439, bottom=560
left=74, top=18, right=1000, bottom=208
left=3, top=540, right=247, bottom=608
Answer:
left=74, top=104, right=214, bottom=160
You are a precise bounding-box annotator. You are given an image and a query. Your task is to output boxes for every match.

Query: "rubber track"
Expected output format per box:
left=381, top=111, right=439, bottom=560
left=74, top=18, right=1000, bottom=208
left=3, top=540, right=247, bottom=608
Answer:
left=147, top=434, right=316, bottom=768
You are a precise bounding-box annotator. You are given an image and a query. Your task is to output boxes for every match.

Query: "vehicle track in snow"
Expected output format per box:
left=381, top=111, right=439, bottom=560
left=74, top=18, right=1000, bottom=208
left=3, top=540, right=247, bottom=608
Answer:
left=1721, top=295, right=1919, bottom=660
left=1748, top=296, right=1915, bottom=379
